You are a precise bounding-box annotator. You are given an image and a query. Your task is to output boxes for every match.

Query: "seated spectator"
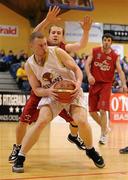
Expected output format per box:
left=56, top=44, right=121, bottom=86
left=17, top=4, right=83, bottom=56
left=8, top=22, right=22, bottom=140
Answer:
left=0, top=49, right=6, bottom=59
left=16, top=62, right=31, bottom=92
left=3, top=50, right=16, bottom=68
left=81, top=69, right=89, bottom=92
left=112, top=72, right=123, bottom=93
left=10, top=63, right=21, bottom=79
left=16, top=50, right=28, bottom=63
left=0, top=49, right=8, bottom=71
left=73, top=53, right=80, bottom=65
left=121, top=56, right=128, bottom=77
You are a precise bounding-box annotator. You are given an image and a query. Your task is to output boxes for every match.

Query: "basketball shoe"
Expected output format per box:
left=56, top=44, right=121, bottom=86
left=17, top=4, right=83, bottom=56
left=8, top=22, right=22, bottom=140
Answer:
left=12, top=155, right=25, bottom=173
left=67, top=134, right=86, bottom=150
left=8, top=144, right=21, bottom=163
left=86, top=147, right=105, bottom=168
left=119, top=146, right=128, bottom=154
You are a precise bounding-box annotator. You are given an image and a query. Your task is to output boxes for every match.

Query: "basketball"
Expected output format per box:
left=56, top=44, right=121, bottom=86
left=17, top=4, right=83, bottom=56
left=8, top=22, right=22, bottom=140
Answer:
left=53, top=80, right=76, bottom=103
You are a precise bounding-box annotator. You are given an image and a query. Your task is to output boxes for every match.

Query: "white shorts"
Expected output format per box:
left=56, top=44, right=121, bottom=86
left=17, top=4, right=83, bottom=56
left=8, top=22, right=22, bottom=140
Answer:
left=38, top=91, right=87, bottom=118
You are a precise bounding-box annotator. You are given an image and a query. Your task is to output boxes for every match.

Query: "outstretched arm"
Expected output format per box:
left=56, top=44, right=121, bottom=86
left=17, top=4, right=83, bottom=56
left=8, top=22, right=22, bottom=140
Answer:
left=33, top=6, right=61, bottom=33
left=65, top=16, right=93, bottom=53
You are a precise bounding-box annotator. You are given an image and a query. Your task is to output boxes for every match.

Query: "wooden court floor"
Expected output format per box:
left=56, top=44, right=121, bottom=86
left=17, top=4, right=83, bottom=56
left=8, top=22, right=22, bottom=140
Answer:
left=0, top=116, right=128, bottom=180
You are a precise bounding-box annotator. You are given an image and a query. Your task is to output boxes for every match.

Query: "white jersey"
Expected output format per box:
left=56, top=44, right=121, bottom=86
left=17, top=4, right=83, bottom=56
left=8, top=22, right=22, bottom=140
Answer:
left=27, top=46, right=76, bottom=89
left=27, top=46, right=86, bottom=117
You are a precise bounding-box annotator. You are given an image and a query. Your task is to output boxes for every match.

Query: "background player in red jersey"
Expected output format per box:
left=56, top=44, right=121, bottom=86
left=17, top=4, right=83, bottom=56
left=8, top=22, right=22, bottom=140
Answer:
left=85, top=33, right=128, bottom=145
left=8, top=6, right=92, bottom=162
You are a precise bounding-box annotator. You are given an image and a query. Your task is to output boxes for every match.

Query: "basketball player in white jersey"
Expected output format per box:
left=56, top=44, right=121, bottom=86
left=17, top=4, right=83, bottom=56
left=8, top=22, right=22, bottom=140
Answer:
left=9, top=6, right=92, bottom=163
left=12, top=31, right=105, bottom=173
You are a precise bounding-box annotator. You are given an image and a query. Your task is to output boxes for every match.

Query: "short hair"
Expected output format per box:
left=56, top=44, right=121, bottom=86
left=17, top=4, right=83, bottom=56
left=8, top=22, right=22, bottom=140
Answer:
left=102, top=33, right=113, bottom=41
left=48, top=25, right=65, bottom=36
left=29, top=31, right=45, bottom=42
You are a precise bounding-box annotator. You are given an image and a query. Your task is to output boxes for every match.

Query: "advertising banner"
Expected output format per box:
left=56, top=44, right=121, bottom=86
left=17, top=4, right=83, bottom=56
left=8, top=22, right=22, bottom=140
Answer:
left=65, top=22, right=103, bottom=43
left=110, top=93, right=128, bottom=123
left=0, top=25, right=18, bottom=37
left=0, top=91, right=29, bottom=122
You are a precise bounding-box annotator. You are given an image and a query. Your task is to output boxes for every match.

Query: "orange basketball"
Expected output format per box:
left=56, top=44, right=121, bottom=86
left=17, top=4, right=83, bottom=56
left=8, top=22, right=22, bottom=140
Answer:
left=53, top=80, right=76, bottom=103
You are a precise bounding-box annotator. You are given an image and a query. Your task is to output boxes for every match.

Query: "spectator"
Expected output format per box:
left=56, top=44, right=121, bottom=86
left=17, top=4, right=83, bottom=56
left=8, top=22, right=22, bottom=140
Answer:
left=16, top=50, right=27, bottom=63
left=3, top=50, right=16, bottom=68
left=121, top=56, right=128, bottom=77
left=16, top=62, right=31, bottom=91
left=0, top=49, right=6, bottom=59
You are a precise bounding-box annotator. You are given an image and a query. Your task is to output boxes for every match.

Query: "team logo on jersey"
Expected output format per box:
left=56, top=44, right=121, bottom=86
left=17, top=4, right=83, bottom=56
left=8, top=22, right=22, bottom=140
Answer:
left=94, top=60, right=111, bottom=71
left=42, top=72, right=63, bottom=89
left=42, top=72, right=53, bottom=83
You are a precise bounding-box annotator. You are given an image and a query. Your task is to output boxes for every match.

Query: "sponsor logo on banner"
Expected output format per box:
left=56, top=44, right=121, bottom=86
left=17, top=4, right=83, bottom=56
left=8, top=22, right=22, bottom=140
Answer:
left=0, top=25, right=18, bottom=36
left=110, top=93, right=128, bottom=122
left=65, top=22, right=103, bottom=43
left=0, top=92, right=29, bottom=122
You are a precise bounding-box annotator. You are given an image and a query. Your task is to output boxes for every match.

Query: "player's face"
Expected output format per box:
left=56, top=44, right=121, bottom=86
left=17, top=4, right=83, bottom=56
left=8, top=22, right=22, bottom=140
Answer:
left=31, top=37, right=48, bottom=57
left=102, top=37, right=112, bottom=50
left=48, top=26, right=64, bottom=46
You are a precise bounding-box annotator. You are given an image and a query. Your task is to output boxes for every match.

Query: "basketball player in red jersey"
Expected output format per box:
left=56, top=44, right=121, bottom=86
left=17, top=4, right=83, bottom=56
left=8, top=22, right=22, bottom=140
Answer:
left=85, top=33, right=128, bottom=145
left=8, top=6, right=92, bottom=162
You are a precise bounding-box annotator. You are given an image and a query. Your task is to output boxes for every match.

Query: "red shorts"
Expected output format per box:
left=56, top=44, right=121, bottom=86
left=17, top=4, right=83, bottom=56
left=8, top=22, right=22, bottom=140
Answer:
left=19, top=91, right=41, bottom=124
left=20, top=91, right=73, bottom=124
left=89, top=82, right=112, bottom=112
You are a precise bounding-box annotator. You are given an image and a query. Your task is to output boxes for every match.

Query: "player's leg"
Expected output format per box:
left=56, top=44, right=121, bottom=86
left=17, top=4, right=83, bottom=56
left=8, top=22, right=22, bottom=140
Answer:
left=8, top=91, right=40, bottom=163
left=12, top=105, right=53, bottom=173
left=98, top=84, right=112, bottom=144
left=70, top=105, right=105, bottom=168
left=8, top=122, right=28, bottom=163
left=59, top=109, right=85, bottom=150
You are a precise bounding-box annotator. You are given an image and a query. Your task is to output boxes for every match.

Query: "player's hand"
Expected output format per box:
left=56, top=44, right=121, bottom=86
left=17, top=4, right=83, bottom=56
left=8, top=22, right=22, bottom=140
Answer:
left=46, top=6, right=61, bottom=24
left=122, top=84, right=128, bottom=93
left=70, top=81, right=81, bottom=100
left=88, top=74, right=95, bottom=85
left=80, top=16, right=93, bottom=32
left=47, top=85, right=59, bottom=101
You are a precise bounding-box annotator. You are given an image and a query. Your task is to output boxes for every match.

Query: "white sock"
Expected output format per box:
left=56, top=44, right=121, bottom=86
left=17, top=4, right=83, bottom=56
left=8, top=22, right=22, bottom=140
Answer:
left=70, top=133, right=77, bottom=137
left=18, top=152, right=25, bottom=157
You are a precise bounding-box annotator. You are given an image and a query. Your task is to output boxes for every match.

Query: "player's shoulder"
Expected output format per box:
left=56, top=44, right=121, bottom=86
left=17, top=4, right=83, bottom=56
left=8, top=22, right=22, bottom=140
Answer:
left=93, top=46, right=101, bottom=51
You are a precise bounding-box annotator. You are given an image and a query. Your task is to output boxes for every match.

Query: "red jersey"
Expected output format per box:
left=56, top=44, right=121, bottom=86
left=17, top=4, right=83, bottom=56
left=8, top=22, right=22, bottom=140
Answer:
left=47, top=41, right=66, bottom=50
left=59, top=42, right=66, bottom=50
left=91, top=47, right=118, bottom=83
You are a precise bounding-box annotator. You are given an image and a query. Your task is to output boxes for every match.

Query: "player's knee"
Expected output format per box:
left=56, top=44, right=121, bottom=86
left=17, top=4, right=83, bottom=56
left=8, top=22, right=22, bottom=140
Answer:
left=36, top=118, right=51, bottom=129
left=78, top=118, right=87, bottom=126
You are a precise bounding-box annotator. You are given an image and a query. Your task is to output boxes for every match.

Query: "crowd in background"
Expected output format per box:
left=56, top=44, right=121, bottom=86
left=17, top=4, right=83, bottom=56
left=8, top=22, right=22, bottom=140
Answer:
left=0, top=49, right=31, bottom=92
left=0, top=48, right=128, bottom=93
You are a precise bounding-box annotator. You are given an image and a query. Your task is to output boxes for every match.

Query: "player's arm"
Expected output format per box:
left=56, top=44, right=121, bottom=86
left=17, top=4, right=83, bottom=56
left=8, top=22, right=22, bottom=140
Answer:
left=25, top=62, right=51, bottom=97
left=85, top=54, right=95, bottom=85
left=33, top=6, right=61, bottom=33
left=56, top=47, right=83, bottom=87
left=65, top=16, right=92, bottom=53
left=116, top=56, right=128, bottom=92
